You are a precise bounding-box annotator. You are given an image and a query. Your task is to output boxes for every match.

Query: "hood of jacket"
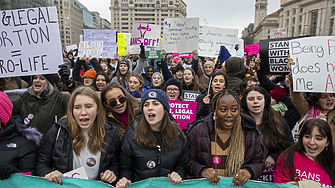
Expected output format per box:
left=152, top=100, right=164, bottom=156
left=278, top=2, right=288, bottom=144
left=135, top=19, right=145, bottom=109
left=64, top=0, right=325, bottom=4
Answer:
left=225, top=57, right=245, bottom=79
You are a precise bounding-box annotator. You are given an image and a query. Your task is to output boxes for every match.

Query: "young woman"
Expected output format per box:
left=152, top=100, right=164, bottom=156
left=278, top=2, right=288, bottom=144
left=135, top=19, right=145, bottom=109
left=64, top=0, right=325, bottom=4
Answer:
left=187, top=89, right=264, bottom=186
left=126, top=73, right=150, bottom=98
left=164, top=78, right=183, bottom=101
left=93, top=71, right=110, bottom=91
left=35, top=87, right=120, bottom=185
left=151, top=72, right=164, bottom=90
left=274, top=119, right=335, bottom=187
left=142, top=66, right=154, bottom=86
left=82, top=69, right=97, bottom=87
left=101, top=82, right=140, bottom=139
left=174, top=65, right=184, bottom=81
left=241, top=87, right=294, bottom=180
left=111, top=60, right=131, bottom=88
left=182, top=68, right=204, bottom=92
left=196, top=72, right=228, bottom=119
left=116, top=89, right=189, bottom=188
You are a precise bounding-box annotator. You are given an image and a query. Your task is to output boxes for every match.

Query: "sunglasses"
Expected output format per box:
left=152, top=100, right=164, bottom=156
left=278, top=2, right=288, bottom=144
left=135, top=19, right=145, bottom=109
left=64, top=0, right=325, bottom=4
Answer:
left=109, top=96, right=126, bottom=107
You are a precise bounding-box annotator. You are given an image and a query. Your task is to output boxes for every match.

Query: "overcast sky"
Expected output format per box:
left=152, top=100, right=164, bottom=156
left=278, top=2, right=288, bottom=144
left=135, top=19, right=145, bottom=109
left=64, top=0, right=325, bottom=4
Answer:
left=79, top=0, right=281, bottom=37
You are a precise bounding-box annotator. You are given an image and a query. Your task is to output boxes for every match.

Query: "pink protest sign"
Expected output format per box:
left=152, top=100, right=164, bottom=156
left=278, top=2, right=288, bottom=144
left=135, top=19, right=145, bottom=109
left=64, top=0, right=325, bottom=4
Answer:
left=172, top=53, right=179, bottom=56
left=179, top=53, right=193, bottom=58
left=169, top=100, right=197, bottom=129
left=131, top=23, right=161, bottom=47
left=245, top=43, right=259, bottom=55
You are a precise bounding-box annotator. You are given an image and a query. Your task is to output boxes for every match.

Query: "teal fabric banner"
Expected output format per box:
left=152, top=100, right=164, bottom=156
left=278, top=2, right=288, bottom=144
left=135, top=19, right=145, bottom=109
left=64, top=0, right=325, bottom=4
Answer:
left=0, top=174, right=298, bottom=188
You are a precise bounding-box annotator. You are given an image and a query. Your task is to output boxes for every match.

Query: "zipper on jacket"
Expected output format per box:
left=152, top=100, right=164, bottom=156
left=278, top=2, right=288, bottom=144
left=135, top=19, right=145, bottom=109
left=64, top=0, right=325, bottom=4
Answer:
left=157, top=145, right=161, bottom=176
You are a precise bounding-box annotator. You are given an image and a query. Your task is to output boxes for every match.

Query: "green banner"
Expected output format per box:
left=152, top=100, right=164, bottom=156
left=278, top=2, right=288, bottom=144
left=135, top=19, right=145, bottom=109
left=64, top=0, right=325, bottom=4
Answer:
left=145, top=47, right=161, bottom=61
left=1, top=174, right=298, bottom=188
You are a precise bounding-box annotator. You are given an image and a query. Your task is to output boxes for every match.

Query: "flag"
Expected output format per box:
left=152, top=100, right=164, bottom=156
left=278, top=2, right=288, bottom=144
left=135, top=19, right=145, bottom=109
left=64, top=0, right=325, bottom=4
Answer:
left=215, top=46, right=231, bottom=69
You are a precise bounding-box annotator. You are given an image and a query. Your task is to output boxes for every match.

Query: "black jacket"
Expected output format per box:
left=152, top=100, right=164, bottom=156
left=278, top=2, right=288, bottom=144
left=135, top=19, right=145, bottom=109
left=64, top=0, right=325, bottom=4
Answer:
left=195, top=93, right=214, bottom=120
left=119, top=114, right=189, bottom=182
left=0, top=119, right=42, bottom=174
left=35, top=118, right=120, bottom=180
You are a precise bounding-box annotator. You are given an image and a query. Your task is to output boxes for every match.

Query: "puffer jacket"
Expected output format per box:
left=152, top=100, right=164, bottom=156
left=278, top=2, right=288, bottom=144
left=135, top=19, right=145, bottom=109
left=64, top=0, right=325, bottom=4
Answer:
left=0, top=119, right=42, bottom=174
left=119, top=114, right=189, bottom=182
left=11, top=88, right=70, bottom=135
left=186, top=112, right=264, bottom=179
left=35, top=118, right=120, bottom=180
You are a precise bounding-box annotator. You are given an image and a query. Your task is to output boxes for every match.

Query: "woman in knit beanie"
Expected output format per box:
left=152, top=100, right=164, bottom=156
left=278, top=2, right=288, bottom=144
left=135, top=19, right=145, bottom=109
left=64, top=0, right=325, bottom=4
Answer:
left=164, top=78, right=183, bottom=100
left=82, top=68, right=97, bottom=86
left=151, top=72, right=164, bottom=90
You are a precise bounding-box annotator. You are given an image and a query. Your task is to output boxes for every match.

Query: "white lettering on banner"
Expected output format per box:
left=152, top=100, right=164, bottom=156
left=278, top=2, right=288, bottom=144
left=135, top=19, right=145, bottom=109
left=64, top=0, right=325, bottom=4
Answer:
left=163, top=18, right=199, bottom=53
left=0, top=6, right=62, bottom=78
left=268, top=40, right=290, bottom=74
left=198, top=26, right=238, bottom=57
left=290, top=36, right=335, bottom=93
left=83, top=29, right=117, bottom=58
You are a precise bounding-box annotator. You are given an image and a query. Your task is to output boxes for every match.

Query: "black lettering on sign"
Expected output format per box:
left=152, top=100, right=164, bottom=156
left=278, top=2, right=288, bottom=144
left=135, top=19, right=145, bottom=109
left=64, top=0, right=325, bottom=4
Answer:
left=290, top=41, right=324, bottom=58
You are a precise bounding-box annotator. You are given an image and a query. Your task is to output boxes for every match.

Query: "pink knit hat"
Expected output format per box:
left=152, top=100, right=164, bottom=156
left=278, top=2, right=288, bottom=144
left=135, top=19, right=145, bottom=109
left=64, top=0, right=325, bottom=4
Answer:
left=172, top=57, right=181, bottom=63
left=0, top=92, right=13, bottom=126
left=204, top=61, right=215, bottom=69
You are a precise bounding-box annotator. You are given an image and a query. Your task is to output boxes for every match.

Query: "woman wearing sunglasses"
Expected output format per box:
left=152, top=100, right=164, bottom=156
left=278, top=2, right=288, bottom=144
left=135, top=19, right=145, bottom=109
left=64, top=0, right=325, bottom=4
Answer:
left=101, top=82, right=140, bottom=139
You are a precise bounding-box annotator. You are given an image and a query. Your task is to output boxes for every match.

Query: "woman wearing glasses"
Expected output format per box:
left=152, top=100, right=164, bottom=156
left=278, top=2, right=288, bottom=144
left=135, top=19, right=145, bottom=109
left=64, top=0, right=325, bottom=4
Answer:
left=164, top=78, right=183, bottom=101
left=101, top=83, right=141, bottom=139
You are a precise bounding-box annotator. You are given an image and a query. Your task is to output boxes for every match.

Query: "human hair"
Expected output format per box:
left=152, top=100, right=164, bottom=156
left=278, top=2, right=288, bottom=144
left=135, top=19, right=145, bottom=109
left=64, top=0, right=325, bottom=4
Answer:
left=54, top=73, right=63, bottom=89
left=182, top=68, right=202, bottom=92
left=92, top=71, right=110, bottom=91
left=116, top=61, right=131, bottom=88
left=147, top=66, right=154, bottom=72
left=306, top=93, right=335, bottom=109
left=133, top=111, right=185, bottom=153
left=279, top=119, right=335, bottom=185
left=66, top=86, right=106, bottom=156
left=100, top=82, right=139, bottom=123
left=127, top=73, right=145, bottom=97
left=212, top=89, right=245, bottom=177
left=0, top=78, right=5, bottom=91
left=240, top=76, right=258, bottom=93
left=209, top=72, right=228, bottom=95
left=242, top=87, right=288, bottom=152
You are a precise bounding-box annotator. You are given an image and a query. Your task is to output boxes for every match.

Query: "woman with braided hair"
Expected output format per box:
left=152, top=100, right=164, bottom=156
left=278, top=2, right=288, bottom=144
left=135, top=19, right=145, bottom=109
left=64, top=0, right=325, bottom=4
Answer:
left=187, top=89, right=264, bottom=186
left=126, top=73, right=150, bottom=98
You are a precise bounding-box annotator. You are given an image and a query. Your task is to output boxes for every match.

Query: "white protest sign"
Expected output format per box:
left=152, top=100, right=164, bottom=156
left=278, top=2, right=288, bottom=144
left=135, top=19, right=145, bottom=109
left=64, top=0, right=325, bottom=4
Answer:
left=83, top=29, right=117, bottom=58
left=131, top=23, right=160, bottom=47
left=66, top=44, right=77, bottom=53
left=0, top=6, right=63, bottom=78
left=182, top=90, right=201, bottom=101
left=198, top=26, right=238, bottom=57
left=270, top=28, right=287, bottom=39
left=63, top=167, right=88, bottom=180
left=4, top=89, right=27, bottom=100
left=163, top=18, right=199, bottom=53
left=235, top=38, right=244, bottom=58
left=289, top=36, right=335, bottom=93
left=78, top=41, right=103, bottom=58
left=80, top=35, right=83, bottom=42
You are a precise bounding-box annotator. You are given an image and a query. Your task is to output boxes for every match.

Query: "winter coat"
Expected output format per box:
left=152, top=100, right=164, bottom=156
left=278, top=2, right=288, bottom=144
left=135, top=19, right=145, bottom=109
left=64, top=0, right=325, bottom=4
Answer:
left=35, top=118, right=120, bottom=180
left=196, top=62, right=225, bottom=90
left=4, top=77, right=28, bottom=90
left=0, top=119, right=42, bottom=174
left=126, top=85, right=151, bottom=98
left=195, top=93, right=214, bottom=120
left=11, top=87, right=70, bottom=135
left=141, top=73, right=152, bottom=86
left=186, top=113, right=264, bottom=179
left=225, top=58, right=247, bottom=94
left=182, top=81, right=205, bottom=93
left=119, top=114, right=189, bottom=182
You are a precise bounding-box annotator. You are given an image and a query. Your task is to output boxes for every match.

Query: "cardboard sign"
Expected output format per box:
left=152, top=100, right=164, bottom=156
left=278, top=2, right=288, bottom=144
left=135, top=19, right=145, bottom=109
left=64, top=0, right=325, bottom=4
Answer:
left=131, top=23, right=160, bottom=47
left=182, top=90, right=201, bottom=101
left=290, top=36, right=335, bottom=93
left=198, top=26, right=238, bottom=57
left=270, top=28, right=287, bottom=39
left=4, top=89, right=27, bottom=100
left=163, top=18, right=199, bottom=53
left=145, top=39, right=161, bottom=61
left=0, top=6, right=63, bottom=78
left=83, top=29, right=117, bottom=58
left=66, top=44, right=77, bottom=53
left=169, top=101, right=197, bottom=129
left=78, top=41, right=103, bottom=58
left=235, top=38, right=244, bottom=58
left=63, top=167, right=88, bottom=180
left=245, top=43, right=259, bottom=56
left=117, top=33, right=126, bottom=56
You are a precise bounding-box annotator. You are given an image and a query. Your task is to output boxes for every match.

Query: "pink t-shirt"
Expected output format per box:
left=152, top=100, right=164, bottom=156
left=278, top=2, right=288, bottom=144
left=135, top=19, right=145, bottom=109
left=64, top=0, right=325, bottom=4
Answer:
left=274, top=152, right=333, bottom=187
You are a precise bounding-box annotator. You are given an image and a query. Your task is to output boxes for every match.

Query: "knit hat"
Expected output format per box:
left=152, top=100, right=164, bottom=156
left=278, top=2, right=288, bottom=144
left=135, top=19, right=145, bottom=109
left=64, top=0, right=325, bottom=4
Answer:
left=172, top=57, right=181, bottom=62
left=43, top=74, right=55, bottom=85
left=141, top=89, right=170, bottom=113
left=119, top=59, right=130, bottom=68
left=83, top=68, right=97, bottom=79
left=167, top=54, right=173, bottom=59
left=269, top=86, right=287, bottom=104
left=0, top=92, right=13, bottom=126
left=164, top=78, right=182, bottom=98
left=204, top=61, right=215, bottom=69
left=174, top=65, right=184, bottom=73
left=152, top=72, right=164, bottom=83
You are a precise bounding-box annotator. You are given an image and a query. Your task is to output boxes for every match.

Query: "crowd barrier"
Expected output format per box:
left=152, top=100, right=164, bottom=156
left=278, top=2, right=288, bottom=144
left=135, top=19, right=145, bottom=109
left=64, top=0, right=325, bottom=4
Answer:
left=0, top=174, right=298, bottom=188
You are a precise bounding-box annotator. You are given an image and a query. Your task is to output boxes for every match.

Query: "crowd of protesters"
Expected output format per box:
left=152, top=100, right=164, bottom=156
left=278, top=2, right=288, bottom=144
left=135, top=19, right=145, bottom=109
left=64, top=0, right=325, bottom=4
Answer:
left=0, top=43, right=334, bottom=188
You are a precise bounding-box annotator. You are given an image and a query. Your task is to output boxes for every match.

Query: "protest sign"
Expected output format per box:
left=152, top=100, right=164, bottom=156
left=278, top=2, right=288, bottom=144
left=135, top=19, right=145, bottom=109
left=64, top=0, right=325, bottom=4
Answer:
left=4, top=89, right=27, bottom=100
left=245, top=43, right=259, bottom=55
left=290, top=36, right=335, bottom=93
left=235, top=38, right=244, bottom=58
left=163, top=18, right=199, bottom=53
left=169, top=100, right=196, bottom=129
left=78, top=41, right=103, bottom=58
left=179, top=53, right=193, bottom=58
left=198, top=26, right=238, bottom=57
left=270, top=28, right=287, bottom=39
left=145, top=39, right=161, bottom=61
left=0, top=6, right=63, bottom=78
left=131, top=23, right=160, bottom=47
left=83, top=29, right=117, bottom=58
left=63, top=167, right=88, bottom=180
left=80, top=35, right=83, bottom=42
left=117, top=33, right=126, bottom=56
left=66, top=44, right=77, bottom=53
left=182, top=90, right=201, bottom=101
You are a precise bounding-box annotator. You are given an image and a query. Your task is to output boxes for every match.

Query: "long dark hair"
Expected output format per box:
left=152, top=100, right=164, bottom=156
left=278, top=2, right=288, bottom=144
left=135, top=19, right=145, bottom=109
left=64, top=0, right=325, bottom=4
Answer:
left=92, top=71, right=110, bottom=91
left=242, top=87, right=287, bottom=151
left=134, top=111, right=185, bottom=153
left=279, top=119, right=335, bottom=185
left=182, top=68, right=202, bottom=92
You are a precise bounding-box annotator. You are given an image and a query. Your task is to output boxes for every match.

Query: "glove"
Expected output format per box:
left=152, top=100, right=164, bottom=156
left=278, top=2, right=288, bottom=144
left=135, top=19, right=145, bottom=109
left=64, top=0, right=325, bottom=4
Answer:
left=160, top=50, right=166, bottom=60
left=192, top=49, right=198, bottom=60
left=58, top=64, right=72, bottom=87
left=139, top=43, right=146, bottom=58
left=0, top=164, right=19, bottom=180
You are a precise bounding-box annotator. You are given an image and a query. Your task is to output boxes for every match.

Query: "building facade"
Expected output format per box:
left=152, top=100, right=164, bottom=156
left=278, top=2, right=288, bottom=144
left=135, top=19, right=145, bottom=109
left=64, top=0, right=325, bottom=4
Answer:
left=253, top=11, right=279, bottom=43
left=254, top=0, right=268, bottom=28
left=101, top=18, right=112, bottom=29
left=110, top=0, right=187, bottom=35
left=91, top=11, right=101, bottom=29
left=0, top=0, right=49, bottom=10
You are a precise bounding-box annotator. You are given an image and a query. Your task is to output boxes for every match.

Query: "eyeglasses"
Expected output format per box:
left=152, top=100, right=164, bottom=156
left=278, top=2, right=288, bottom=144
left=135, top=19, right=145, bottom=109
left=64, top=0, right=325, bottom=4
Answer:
left=166, top=88, right=179, bottom=93
left=109, top=96, right=126, bottom=107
